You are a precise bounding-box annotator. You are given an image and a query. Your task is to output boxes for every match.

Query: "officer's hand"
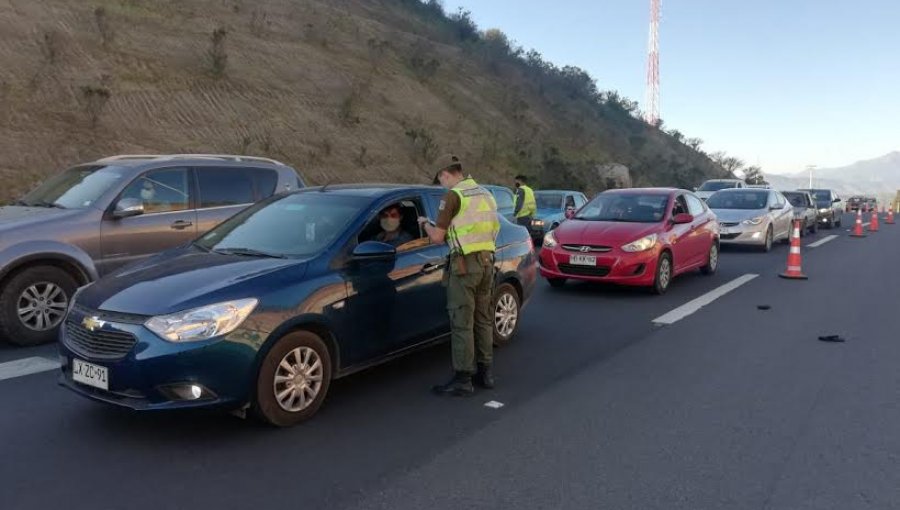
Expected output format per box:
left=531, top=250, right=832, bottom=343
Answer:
left=417, top=216, right=430, bottom=225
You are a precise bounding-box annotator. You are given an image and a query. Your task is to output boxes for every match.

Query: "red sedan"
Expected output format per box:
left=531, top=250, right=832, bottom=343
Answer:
left=539, top=188, right=719, bottom=294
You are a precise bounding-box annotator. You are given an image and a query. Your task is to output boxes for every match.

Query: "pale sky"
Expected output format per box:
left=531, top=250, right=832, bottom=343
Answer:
left=443, top=0, right=899, bottom=175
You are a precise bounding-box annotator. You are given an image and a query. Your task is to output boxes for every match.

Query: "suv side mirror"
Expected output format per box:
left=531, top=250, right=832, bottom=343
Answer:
left=672, top=213, right=694, bottom=224
left=351, top=241, right=396, bottom=262
left=113, top=198, right=144, bottom=219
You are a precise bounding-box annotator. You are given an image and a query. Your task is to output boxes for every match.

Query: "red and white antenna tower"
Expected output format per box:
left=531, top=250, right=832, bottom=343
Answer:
left=645, top=0, right=660, bottom=125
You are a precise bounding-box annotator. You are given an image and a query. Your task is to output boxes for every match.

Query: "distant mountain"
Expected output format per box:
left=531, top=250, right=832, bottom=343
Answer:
left=767, top=152, right=900, bottom=202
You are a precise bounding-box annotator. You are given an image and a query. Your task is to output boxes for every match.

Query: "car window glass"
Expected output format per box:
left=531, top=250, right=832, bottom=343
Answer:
left=359, top=198, right=428, bottom=252
left=564, top=195, right=576, bottom=208
left=196, top=193, right=366, bottom=257
left=535, top=193, right=563, bottom=210
left=196, top=167, right=257, bottom=208
left=576, top=194, right=668, bottom=223
left=685, top=194, right=705, bottom=216
left=672, top=195, right=689, bottom=216
left=21, top=165, right=129, bottom=209
left=493, top=189, right=514, bottom=211
left=255, top=169, right=279, bottom=198
left=575, top=194, right=587, bottom=207
left=120, top=168, right=189, bottom=214
left=706, top=191, right=769, bottom=210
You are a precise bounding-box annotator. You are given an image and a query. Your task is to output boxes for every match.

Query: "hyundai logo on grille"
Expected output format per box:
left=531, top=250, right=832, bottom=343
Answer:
left=82, top=316, right=106, bottom=332
left=580, top=246, right=590, bottom=253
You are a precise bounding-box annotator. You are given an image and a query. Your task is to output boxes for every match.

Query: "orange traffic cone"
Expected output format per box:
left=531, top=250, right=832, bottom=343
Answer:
left=870, top=209, right=880, bottom=232
left=850, top=209, right=866, bottom=238
left=779, top=219, right=808, bottom=280
left=887, top=207, right=895, bottom=225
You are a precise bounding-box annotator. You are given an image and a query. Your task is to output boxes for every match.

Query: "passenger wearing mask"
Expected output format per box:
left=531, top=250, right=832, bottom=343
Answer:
left=375, top=205, right=413, bottom=247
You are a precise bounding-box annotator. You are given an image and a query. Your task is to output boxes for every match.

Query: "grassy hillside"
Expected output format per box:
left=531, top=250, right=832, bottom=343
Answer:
left=0, top=0, right=730, bottom=202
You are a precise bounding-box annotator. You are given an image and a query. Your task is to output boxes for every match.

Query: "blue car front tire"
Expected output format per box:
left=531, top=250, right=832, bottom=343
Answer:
left=253, top=330, right=333, bottom=427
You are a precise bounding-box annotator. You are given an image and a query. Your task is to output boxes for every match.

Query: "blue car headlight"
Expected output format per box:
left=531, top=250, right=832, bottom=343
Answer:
left=145, top=298, right=259, bottom=342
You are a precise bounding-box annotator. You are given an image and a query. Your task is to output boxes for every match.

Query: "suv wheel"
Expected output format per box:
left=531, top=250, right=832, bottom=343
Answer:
left=0, top=266, right=77, bottom=346
left=253, top=331, right=332, bottom=427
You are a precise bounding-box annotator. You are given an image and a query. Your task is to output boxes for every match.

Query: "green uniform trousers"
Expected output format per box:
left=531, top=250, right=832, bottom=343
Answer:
left=445, top=251, right=494, bottom=374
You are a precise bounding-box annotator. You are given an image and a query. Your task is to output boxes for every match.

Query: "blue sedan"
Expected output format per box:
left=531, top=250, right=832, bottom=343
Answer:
left=58, top=185, right=536, bottom=426
left=529, top=190, right=588, bottom=241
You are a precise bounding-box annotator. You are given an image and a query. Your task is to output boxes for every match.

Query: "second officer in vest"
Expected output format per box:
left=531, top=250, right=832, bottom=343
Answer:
left=513, top=174, right=537, bottom=230
left=419, top=155, right=501, bottom=396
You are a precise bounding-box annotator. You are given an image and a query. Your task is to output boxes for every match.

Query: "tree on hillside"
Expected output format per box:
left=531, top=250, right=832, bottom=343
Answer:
left=743, top=165, right=766, bottom=185
left=686, top=137, right=703, bottom=151
left=710, top=151, right=744, bottom=177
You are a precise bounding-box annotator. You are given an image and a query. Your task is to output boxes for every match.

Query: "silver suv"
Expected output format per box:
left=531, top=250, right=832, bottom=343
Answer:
left=0, top=154, right=304, bottom=346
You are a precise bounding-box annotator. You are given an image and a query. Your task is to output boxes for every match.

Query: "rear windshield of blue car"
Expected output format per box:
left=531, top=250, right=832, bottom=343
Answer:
left=575, top=194, right=669, bottom=223
left=782, top=192, right=809, bottom=207
left=195, top=193, right=367, bottom=257
left=706, top=191, right=768, bottom=210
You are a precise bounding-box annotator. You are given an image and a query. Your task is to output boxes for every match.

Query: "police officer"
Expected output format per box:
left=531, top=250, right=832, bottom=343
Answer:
left=419, top=155, right=500, bottom=396
left=513, top=174, right=537, bottom=230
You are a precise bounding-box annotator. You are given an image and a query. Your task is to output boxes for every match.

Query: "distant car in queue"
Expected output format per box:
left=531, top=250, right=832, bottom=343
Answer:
left=707, top=188, right=793, bottom=251
left=538, top=188, right=719, bottom=294
left=797, top=188, right=843, bottom=228
left=781, top=191, right=818, bottom=236
left=58, top=185, right=537, bottom=426
left=529, top=190, right=588, bottom=242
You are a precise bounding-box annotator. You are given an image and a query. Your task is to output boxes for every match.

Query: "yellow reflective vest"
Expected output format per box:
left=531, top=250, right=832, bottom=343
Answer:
left=448, top=178, right=500, bottom=255
left=515, top=184, right=537, bottom=218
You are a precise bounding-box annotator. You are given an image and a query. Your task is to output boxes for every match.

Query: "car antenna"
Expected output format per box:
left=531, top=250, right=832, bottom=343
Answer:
left=319, top=180, right=330, bottom=192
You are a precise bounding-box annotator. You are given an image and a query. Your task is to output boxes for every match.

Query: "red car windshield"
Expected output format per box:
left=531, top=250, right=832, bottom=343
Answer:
left=575, top=194, right=669, bottom=223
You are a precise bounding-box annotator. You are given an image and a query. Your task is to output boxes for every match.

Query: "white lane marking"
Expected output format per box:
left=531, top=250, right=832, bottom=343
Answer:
left=652, top=274, right=759, bottom=326
left=0, top=357, right=60, bottom=382
left=808, top=235, right=838, bottom=248
left=484, top=400, right=505, bottom=409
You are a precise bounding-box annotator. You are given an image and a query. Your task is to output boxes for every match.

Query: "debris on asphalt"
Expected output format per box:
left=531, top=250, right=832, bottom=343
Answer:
left=818, top=335, right=846, bottom=343
left=757, top=305, right=771, bottom=310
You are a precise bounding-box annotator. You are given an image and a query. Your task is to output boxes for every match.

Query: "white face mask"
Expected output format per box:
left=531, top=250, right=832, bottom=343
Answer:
left=380, top=218, right=400, bottom=232
left=140, top=189, right=154, bottom=201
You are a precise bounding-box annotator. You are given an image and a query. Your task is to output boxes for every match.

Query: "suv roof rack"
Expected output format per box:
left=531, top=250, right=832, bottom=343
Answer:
left=96, top=154, right=286, bottom=166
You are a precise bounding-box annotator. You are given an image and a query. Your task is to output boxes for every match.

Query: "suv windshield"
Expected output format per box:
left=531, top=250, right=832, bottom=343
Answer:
left=698, top=181, right=739, bottom=192
left=575, top=194, right=669, bottom=223
left=19, top=165, right=129, bottom=209
left=195, top=192, right=366, bottom=258
left=782, top=192, right=809, bottom=208
left=707, top=191, right=769, bottom=210
left=535, top=193, right=563, bottom=209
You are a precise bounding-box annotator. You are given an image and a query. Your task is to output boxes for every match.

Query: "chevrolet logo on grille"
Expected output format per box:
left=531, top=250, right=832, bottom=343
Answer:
left=82, top=316, right=106, bottom=332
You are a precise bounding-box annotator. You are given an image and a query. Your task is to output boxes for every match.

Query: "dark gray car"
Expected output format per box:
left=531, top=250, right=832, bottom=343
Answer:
left=0, top=154, right=304, bottom=346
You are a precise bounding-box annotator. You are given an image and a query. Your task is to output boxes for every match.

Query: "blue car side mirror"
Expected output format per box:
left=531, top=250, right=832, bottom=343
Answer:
left=352, top=241, right=396, bottom=262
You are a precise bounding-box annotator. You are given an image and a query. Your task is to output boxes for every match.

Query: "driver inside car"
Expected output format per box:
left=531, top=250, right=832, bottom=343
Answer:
left=375, top=205, right=413, bottom=247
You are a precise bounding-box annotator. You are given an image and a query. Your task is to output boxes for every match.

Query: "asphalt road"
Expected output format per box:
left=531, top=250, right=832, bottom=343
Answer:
left=2, top=213, right=898, bottom=510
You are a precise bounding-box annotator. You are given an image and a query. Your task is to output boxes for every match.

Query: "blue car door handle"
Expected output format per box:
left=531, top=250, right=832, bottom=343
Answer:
left=422, top=262, right=445, bottom=274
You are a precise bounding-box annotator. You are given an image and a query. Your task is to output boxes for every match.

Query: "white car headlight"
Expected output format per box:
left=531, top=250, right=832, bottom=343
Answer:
left=145, top=298, right=259, bottom=342
left=818, top=208, right=829, bottom=213
left=543, top=230, right=558, bottom=248
left=621, top=233, right=658, bottom=252
left=742, top=216, right=765, bottom=226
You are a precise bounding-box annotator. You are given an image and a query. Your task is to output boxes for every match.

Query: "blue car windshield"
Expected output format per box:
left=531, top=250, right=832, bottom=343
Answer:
left=535, top=193, right=563, bottom=210
left=196, top=193, right=366, bottom=257
left=707, top=191, right=768, bottom=210
left=575, top=194, right=668, bottom=223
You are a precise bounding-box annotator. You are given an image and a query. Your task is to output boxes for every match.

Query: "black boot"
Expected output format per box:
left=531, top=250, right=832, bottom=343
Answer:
left=474, top=363, right=495, bottom=389
left=432, top=372, right=474, bottom=397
